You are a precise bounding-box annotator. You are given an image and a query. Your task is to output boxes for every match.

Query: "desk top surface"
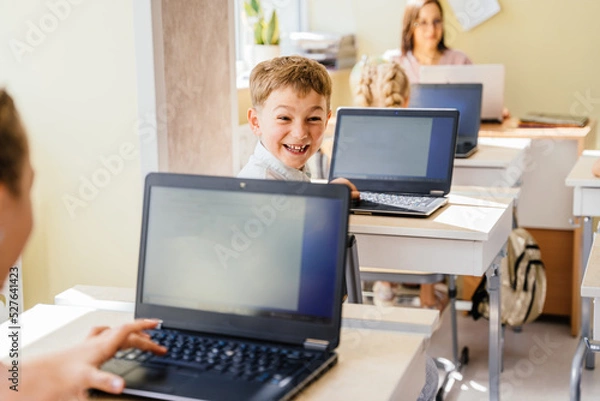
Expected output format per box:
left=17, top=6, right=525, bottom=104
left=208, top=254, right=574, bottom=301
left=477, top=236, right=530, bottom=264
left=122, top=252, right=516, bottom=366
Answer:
left=0, top=305, right=427, bottom=401
left=566, top=153, right=600, bottom=188
left=350, top=193, right=512, bottom=242
left=453, top=138, right=529, bottom=168
left=480, top=118, right=596, bottom=140
left=451, top=185, right=521, bottom=199
left=581, top=236, right=600, bottom=298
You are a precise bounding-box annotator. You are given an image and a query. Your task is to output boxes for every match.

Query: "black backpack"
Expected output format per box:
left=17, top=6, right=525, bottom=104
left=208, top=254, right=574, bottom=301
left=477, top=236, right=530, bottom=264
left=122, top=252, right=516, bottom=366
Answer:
left=471, top=228, right=547, bottom=326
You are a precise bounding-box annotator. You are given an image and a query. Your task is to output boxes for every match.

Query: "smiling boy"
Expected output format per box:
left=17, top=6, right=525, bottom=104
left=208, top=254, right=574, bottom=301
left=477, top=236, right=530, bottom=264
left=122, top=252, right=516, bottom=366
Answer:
left=239, top=56, right=357, bottom=197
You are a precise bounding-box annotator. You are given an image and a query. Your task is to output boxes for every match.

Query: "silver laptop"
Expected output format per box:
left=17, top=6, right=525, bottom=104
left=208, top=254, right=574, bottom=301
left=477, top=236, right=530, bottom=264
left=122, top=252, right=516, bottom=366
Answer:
left=99, top=173, right=350, bottom=401
left=328, top=107, right=459, bottom=217
left=419, top=64, right=504, bottom=123
left=409, top=83, right=483, bottom=158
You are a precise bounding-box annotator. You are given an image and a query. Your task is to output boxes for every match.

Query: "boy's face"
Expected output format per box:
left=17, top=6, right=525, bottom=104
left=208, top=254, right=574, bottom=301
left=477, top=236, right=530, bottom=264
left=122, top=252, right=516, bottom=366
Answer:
left=248, top=86, right=331, bottom=170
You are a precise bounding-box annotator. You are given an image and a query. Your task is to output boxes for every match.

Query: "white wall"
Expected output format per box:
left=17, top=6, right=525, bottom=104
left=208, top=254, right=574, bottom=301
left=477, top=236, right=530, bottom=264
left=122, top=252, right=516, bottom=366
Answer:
left=0, top=0, right=142, bottom=308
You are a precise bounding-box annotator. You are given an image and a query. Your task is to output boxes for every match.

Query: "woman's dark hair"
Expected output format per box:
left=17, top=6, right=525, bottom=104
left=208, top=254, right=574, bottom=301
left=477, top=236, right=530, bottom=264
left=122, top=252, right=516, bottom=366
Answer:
left=401, top=0, right=448, bottom=55
left=0, top=89, right=28, bottom=196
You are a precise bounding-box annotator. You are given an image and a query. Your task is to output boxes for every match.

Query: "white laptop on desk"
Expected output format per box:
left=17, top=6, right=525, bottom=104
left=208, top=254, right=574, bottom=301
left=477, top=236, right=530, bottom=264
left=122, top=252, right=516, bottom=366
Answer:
left=328, top=107, right=459, bottom=217
left=420, top=64, right=505, bottom=123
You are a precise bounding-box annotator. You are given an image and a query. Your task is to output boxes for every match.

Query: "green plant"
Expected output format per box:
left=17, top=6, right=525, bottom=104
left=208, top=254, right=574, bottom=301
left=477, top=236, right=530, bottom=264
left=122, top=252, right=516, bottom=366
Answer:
left=244, top=0, right=280, bottom=45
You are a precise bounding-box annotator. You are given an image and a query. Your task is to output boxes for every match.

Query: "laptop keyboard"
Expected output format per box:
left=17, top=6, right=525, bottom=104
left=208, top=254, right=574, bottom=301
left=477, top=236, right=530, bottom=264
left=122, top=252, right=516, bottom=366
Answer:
left=114, top=329, right=321, bottom=385
left=360, top=191, right=438, bottom=212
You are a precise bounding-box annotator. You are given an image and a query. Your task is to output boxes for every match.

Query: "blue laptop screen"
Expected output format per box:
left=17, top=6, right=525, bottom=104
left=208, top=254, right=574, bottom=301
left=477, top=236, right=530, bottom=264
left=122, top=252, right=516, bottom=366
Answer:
left=410, top=84, right=482, bottom=142
left=331, top=114, right=455, bottom=182
left=141, top=186, right=342, bottom=323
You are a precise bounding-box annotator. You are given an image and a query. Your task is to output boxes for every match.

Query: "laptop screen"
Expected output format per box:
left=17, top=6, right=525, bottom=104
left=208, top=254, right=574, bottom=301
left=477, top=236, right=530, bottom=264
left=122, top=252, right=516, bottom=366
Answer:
left=409, top=83, right=482, bottom=143
left=137, top=175, right=348, bottom=339
left=142, top=187, right=341, bottom=321
left=329, top=108, right=458, bottom=194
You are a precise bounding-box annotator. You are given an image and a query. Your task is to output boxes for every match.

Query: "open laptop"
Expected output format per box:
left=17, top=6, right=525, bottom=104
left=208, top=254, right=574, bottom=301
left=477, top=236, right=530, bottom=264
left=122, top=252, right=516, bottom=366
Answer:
left=100, top=173, right=350, bottom=401
left=328, top=107, right=459, bottom=217
left=409, top=83, right=483, bottom=158
left=419, top=64, right=505, bottom=123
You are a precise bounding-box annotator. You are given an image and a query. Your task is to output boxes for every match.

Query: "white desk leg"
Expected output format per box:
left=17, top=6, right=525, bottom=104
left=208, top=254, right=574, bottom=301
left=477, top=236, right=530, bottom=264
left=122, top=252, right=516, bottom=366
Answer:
left=570, top=216, right=595, bottom=401
left=584, top=220, right=596, bottom=370
left=487, top=249, right=504, bottom=401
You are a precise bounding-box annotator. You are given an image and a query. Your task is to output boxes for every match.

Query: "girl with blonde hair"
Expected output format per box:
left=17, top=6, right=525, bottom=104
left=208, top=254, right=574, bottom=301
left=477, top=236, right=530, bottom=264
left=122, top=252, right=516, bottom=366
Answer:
left=353, top=58, right=411, bottom=108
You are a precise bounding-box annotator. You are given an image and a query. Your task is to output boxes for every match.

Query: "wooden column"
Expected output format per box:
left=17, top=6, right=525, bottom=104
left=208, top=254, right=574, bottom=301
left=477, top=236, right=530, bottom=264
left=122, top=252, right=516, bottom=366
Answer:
left=153, top=0, right=235, bottom=175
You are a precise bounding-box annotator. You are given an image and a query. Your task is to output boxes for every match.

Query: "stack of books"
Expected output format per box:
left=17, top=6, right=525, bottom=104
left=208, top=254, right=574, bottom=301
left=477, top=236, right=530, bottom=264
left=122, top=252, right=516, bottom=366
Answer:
left=518, top=112, right=589, bottom=128
left=288, top=32, right=357, bottom=70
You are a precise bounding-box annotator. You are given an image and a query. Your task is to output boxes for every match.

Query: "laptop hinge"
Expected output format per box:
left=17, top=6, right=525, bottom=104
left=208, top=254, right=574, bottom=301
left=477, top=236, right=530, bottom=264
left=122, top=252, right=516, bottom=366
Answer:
left=303, top=338, right=329, bottom=351
left=430, top=190, right=445, bottom=197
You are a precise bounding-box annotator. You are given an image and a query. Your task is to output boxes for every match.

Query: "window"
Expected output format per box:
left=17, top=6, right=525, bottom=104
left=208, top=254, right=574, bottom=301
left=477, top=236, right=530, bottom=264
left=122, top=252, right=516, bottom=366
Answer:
left=234, top=0, right=308, bottom=85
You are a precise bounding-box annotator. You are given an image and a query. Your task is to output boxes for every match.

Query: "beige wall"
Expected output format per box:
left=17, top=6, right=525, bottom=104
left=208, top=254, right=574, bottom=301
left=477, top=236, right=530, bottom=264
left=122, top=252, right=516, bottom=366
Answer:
left=308, top=0, right=600, bottom=127
left=0, top=1, right=142, bottom=308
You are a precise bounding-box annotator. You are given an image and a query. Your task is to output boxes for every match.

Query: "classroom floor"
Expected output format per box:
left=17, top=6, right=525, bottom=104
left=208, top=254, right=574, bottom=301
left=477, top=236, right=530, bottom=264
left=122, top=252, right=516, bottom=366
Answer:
left=427, top=308, right=600, bottom=401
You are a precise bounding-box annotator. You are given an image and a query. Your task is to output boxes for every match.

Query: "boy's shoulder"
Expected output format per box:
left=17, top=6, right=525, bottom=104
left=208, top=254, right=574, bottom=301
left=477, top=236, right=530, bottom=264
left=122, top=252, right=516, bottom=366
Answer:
left=238, top=161, right=271, bottom=180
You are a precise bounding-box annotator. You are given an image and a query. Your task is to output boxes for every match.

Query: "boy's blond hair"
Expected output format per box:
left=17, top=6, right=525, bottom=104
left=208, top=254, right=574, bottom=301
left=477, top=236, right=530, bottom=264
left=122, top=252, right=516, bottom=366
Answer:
left=354, top=60, right=410, bottom=108
left=249, top=56, right=332, bottom=111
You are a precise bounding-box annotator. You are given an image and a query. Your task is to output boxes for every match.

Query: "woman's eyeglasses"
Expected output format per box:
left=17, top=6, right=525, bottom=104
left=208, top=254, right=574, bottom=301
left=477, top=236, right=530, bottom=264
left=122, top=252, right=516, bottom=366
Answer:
left=413, top=19, right=443, bottom=29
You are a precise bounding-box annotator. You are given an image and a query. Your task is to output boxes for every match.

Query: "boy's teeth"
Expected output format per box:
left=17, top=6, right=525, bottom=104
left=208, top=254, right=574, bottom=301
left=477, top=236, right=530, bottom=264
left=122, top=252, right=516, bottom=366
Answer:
left=287, top=145, right=307, bottom=151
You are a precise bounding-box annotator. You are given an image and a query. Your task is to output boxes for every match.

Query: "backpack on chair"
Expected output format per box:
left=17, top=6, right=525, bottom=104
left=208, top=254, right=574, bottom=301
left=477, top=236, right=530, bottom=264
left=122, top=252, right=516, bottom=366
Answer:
left=471, top=228, right=547, bottom=327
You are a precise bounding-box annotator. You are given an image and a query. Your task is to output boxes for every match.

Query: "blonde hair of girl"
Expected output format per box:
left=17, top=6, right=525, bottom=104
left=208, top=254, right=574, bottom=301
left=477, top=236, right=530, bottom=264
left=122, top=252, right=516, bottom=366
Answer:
left=354, top=59, right=410, bottom=108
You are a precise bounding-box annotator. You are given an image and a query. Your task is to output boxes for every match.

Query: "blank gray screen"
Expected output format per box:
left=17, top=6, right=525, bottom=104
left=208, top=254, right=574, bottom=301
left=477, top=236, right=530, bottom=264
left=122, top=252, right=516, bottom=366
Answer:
left=142, top=187, right=305, bottom=314
left=333, top=115, right=433, bottom=179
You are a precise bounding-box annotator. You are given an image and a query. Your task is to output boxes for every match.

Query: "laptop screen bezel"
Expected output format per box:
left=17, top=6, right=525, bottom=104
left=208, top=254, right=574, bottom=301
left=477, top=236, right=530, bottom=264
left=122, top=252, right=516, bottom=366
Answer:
left=328, top=107, right=459, bottom=195
left=134, top=173, right=349, bottom=350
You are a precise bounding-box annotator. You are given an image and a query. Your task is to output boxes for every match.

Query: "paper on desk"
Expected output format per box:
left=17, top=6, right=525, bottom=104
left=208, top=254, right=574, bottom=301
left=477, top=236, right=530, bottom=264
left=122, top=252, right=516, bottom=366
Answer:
left=447, top=0, right=500, bottom=31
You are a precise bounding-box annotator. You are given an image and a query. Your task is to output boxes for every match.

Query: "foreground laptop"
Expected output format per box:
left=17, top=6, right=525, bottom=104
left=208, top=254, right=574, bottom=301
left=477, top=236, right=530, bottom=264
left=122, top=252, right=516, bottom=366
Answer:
left=419, top=64, right=505, bottom=123
left=410, top=83, right=483, bottom=158
left=328, top=107, right=459, bottom=217
left=100, top=173, right=350, bottom=401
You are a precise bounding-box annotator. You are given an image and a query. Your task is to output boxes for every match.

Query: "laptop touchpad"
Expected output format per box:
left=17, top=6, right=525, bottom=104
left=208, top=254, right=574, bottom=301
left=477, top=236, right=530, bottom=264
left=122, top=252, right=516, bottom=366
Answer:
left=124, top=366, right=188, bottom=393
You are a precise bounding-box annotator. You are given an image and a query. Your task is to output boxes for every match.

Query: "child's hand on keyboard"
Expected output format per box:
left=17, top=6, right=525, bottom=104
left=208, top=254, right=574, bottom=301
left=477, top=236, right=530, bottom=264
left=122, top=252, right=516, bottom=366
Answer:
left=2, top=319, right=167, bottom=401
left=330, top=177, right=360, bottom=199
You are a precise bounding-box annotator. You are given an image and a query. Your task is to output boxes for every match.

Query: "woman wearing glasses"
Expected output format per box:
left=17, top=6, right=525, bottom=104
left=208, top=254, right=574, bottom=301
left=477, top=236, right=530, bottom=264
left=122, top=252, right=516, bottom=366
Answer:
left=390, top=0, right=472, bottom=82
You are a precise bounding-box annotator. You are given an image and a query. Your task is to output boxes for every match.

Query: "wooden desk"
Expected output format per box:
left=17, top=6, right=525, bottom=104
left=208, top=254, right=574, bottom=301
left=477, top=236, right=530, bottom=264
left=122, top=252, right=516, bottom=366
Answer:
left=481, top=118, right=598, bottom=332
left=349, top=195, right=512, bottom=401
left=566, top=152, right=600, bottom=400
left=0, top=305, right=429, bottom=401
